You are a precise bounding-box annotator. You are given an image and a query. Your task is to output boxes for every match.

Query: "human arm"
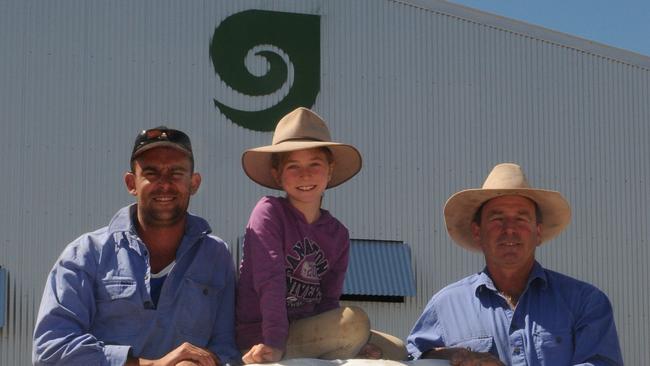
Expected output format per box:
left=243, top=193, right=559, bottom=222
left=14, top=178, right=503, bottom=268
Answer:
left=246, top=198, right=290, bottom=351
left=314, top=228, right=350, bottom=313
left=570, top=289, right=623, bottom=365
left=124, top=342, right=220, bottom=366
left=406, top=296, right=446, bottom=360
left=204, top=241, right=241, bottom=364
left=422, top=348, right=504, bottom=366
left=32, top=240, right=132, bottom=366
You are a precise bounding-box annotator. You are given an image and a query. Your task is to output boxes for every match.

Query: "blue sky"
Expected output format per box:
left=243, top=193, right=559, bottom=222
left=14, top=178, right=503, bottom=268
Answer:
left=446, top=0, right=650, bottom=57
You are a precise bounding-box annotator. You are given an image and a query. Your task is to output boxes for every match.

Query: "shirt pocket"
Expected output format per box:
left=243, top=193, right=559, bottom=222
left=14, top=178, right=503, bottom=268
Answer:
left=449, top=335, right=495, bottom=353
left=95, top=277, right=141, bottom=336
left=533, top=325, right=573, bottom=364
left=178, top=277, right=224, bottom=345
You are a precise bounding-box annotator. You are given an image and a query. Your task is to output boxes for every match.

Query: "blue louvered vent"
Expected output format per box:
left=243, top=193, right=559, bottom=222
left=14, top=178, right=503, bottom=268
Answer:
left=343, top=240, right=416, bottom=297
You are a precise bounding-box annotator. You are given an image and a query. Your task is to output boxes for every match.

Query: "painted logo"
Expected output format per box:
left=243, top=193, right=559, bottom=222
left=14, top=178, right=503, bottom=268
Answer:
left=209, top=10, right=320, bottom=132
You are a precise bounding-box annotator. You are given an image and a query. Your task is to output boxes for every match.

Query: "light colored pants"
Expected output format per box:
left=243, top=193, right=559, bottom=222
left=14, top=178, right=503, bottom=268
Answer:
left=283, top=306, right=407, bottom=361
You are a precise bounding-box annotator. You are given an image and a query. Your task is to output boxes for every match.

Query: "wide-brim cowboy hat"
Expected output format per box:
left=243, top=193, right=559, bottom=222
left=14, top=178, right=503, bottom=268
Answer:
left=242, top=107, right=362, bottom=190
left=444, top=163, right=571, bottom=252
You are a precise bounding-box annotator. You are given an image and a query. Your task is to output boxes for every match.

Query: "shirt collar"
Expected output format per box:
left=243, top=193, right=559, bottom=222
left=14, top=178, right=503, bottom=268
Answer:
left=107, top=204, right=136, bottom=234
left=473, top=260, right=548, bottom=296
left=528, top=261, right=548, bottom=289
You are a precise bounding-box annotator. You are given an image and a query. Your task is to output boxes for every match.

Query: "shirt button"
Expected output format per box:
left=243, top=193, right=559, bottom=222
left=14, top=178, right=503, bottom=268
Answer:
left=513, top=347, right=521, bottom=355
left=202, top=288, right=209, bottom=295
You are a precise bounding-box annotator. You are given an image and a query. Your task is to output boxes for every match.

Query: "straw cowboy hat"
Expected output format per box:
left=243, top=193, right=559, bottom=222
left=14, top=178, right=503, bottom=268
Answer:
left=444, top=163, right=571, bottom=252
left=242, top=107, right=362, bottom=190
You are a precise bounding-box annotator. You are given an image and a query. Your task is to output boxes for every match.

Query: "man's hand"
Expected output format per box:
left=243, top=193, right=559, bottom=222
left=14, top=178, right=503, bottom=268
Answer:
left=449, top=348, right=504, bottom=366
left=241, top=343, right=283, bottom=364
left=422, top=347, right=504, bottom=366
left=126, top=342, right=220, bottom=366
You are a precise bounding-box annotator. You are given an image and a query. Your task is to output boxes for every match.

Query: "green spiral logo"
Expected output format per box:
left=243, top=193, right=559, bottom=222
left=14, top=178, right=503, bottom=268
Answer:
left=210, top=10, right=320, bottom=132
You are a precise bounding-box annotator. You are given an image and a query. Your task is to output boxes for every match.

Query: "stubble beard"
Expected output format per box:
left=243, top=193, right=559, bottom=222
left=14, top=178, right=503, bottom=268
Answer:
left=139, top=199, right=188, bottom=228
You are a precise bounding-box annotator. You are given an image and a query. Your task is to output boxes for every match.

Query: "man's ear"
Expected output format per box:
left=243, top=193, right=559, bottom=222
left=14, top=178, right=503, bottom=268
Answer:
left=471, top=222, right=482, bottom=247
left=124, top=172, right=137, bottom=196
left=535, top=223, right=542, bottom=246
left=190, top=173, right=202, bottom=195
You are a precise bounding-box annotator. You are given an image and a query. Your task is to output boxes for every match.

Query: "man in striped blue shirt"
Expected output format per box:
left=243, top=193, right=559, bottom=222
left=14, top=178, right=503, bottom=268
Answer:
left=407, top=163, right=623, bottom=366
left=33, top=127, right=240, bottom=365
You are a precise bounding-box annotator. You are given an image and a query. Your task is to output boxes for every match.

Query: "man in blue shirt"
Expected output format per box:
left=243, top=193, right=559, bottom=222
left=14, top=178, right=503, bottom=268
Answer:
left=407, top=163, right=623, bottom=366
left=33, top=127, right=240, bottom=365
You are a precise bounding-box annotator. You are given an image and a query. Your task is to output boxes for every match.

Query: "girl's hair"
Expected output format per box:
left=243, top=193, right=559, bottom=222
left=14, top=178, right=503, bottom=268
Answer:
left=270, top=147, right=334, bottom=171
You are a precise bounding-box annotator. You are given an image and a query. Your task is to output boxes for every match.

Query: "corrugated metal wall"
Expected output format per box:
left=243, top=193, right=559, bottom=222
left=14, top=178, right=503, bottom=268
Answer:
left=1, top=0, right=648, bottom=364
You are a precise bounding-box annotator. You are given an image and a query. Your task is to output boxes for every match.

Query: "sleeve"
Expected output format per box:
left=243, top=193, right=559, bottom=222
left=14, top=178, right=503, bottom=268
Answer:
left=207, top=243, right=242, bottom=364
left=406, top=295, right=445, bottom=360
left=246, top=198, right=291, bottom=350
left=570, top=288, right=624, bottom=366
left=32, top=240, right=130, bottom=366
left=314, top=227, right=349, bottom=314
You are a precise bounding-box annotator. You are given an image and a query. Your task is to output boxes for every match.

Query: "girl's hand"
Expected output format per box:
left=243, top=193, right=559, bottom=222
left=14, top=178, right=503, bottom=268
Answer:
left=241, top=343, right=283, bottom=364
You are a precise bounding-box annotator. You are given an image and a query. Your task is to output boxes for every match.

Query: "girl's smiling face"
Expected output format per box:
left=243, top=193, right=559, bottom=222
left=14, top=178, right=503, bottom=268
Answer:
left=272, top=148, right=334, bottom=209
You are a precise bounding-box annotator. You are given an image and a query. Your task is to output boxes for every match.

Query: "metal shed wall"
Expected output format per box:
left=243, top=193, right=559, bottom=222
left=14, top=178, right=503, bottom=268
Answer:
left=1, top=0, right=648, bottom=364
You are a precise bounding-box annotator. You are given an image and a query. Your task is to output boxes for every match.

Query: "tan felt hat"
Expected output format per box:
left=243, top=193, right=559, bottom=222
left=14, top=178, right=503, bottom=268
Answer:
left=444, top=163, right=571, bottom=252
left=242, top=107, right=362, bottom=190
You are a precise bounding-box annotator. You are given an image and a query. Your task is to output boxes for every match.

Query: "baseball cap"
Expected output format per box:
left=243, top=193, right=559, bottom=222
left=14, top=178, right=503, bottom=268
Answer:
left=130, top=126, right=193, bottom=163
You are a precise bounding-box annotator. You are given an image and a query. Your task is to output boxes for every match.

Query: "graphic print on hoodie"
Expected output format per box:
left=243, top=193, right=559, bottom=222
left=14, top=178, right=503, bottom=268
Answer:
left=285, top=237, right=329, bottom=308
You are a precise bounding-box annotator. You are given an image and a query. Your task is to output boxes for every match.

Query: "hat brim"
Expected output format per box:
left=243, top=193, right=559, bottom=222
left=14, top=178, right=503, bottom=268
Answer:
left=443, top=188, right=571, bottom=252
left=242, top=141, right=362, bottom=190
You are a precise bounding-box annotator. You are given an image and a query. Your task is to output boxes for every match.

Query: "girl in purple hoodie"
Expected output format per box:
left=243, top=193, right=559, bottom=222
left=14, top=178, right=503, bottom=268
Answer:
left=236, top=108, right=406, bottom=363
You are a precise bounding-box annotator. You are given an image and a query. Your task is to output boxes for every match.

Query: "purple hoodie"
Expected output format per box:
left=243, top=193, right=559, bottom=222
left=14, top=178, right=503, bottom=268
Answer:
left=236, top=196, right=350, bottom=351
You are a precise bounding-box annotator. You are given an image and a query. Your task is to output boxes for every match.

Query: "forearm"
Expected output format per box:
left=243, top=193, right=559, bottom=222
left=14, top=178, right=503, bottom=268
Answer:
left=33, top=338, right=130, bottom=366
left=422, top=347, right=505, bottom=366
left=315, top=273, right=343, bottom=313
left=126, top=356, right=152, bottom=366
left=259, top=287, right=289, bottom=349
left=572, top=290, right=623, bottom=365
left=124, top=355, right=192, bottom=366
left=207, top=261, right=241, bottom=364
left=250, top=242, right=290, bottom=348
left=33, top=261, right=131, bottom=365
left=316, top=251, right=347, bottom=313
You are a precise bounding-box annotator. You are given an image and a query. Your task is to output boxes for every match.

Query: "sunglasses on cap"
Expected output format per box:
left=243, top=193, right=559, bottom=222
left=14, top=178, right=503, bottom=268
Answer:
left=130, top=126, right=193, bottom=161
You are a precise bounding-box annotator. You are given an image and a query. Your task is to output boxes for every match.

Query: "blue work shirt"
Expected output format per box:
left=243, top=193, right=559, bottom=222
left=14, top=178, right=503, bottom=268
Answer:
left=407, top=261, right=623, bottom=365
left=33, top=205, right=241, bottom=365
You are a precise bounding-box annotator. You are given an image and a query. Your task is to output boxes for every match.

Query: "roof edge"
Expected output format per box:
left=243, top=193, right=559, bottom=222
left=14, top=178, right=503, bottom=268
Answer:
left=393, top=0, right=650, bottom=71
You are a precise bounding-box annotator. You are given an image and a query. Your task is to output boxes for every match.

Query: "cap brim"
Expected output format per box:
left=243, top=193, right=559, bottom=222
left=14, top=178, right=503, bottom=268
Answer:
left=443, top=188, right=571, bottom=252
left=132, top=141, right=192, bottom=159
left=242, top=141, right=362, bottom=189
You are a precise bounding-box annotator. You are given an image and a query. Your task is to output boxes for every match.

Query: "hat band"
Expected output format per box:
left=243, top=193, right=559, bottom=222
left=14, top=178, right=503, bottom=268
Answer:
left=274, top=137, right=327, bottom=145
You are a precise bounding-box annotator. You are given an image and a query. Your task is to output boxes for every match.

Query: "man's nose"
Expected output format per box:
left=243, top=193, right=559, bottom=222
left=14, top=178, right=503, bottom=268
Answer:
left=158, top=172, right=174, bottom=187
left=502, top=219, right=517, bottom=233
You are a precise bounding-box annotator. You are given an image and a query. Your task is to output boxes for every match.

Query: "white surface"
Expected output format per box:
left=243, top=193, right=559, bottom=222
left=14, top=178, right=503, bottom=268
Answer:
left=249, top=359, right=449, bottom=366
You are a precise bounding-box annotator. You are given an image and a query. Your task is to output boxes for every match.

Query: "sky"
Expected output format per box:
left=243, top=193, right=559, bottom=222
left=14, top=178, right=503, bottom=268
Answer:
left=446, top=0, right=650, bottom=57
